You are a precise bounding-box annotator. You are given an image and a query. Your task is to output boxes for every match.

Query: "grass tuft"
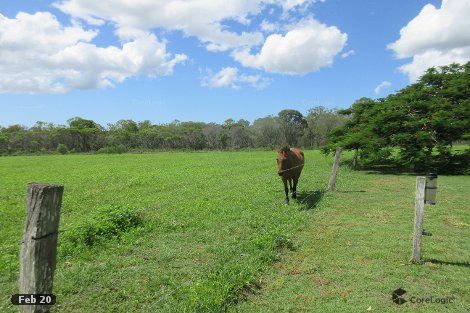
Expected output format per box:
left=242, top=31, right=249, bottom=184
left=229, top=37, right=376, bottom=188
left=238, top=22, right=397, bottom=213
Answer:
left=60, top=205, right=144, bottom=254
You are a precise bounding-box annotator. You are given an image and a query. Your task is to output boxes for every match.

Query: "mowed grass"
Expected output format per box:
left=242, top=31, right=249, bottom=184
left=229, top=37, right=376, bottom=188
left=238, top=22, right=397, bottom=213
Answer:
left=233, top=156, right=470, bottom=312
left=1, top=150, right=469, bottom=312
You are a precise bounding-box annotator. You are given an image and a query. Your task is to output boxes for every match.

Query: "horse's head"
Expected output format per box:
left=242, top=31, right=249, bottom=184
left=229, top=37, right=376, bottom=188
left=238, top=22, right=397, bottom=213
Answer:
left=276, top=147, right=290, bottom=176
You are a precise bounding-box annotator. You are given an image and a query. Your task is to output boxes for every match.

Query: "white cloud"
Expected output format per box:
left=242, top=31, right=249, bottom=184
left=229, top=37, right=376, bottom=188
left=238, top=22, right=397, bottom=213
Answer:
left=278, top=0, right=316, bottom=11
left=260, top=19, right=278, bottom=33
left=388, top=0, right=470, bottom=81
left=232, top=18, right=347, bottom=74
left=201, top=67, right=270, bottom=90
left=202, top=67, right=239, bottom=89
left=0, top=12, right=186, bottom=93
left=0, top=0, right=345, bottom=93
left=398, top=47, right=470, bottom=82
left=53, top=0, right=328, bottom=52
left=374, top=81, right=391, bottom=94
left=341, top=50, right=355, bottom=59
left=54, top=0, right=264, bottom=50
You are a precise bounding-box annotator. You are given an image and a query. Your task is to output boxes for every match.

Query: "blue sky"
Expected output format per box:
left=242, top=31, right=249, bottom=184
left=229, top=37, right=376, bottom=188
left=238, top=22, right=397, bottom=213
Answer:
left=1, top=0, right=469, bottom=127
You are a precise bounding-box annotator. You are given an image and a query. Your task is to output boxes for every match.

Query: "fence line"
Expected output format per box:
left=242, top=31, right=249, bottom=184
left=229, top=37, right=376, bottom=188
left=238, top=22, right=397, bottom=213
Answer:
left=0, top=206, right=161, bottom=251
left=2, top=160, right=327, bottom=252
left=2, top=159, right=327, bottom=254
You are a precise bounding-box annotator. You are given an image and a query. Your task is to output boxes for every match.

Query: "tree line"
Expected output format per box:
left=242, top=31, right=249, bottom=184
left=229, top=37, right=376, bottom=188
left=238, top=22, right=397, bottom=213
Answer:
left=0, top=107, right=347, bottom=155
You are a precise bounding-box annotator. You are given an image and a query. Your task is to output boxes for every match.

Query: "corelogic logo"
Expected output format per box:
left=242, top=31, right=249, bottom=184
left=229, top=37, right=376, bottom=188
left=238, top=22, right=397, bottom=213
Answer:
left=392, top=288, right=456, bottom=305
left=392, top=288, right=407, bottom=305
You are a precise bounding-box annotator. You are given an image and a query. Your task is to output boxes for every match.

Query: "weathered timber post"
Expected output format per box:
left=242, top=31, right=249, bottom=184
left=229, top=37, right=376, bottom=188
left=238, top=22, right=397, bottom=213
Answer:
left=352, top=148, right=358, bottom=169
left=327, top=147, right=342, bottom=192
left=20, top=183, right=63, bottom=313
left=411, top=177, right=426, bottom=263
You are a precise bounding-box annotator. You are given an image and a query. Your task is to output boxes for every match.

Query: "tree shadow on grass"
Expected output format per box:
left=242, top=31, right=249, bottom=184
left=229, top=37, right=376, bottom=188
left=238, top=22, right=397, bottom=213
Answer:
left=358, top=151, right=470, bottom=176
left=362, top=165, right=416, bottom=176
left=296, top=190, right=325, bottom=211
left=423, top=258, right=470, bottom=268
left=336, top=157, right=416, bottom=176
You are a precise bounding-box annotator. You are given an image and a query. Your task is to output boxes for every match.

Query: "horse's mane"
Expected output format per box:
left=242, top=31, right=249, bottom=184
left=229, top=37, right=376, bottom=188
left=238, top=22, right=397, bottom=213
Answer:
left=280, top=146, right=290, bottom=153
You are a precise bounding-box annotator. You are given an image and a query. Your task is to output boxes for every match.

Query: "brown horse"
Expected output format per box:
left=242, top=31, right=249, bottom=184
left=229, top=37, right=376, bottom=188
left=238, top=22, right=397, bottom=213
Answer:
left=276, top=147, right=304, bottom=205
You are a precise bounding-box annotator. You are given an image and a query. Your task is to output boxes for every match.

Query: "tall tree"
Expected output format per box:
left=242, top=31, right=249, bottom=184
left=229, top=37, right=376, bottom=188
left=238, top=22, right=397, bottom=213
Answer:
left=252, top=116, right=283, bottom=148
left=67, top=117, right=103, bottom=152
left=108, top=119, right=139, bottom=149
left=326, top=62, right=470, bottom=171
left=304, top=106, right=348, bottom=148
left=278, top=109, right=307, bottom=147
left=203, top=124, right=224, bottom=149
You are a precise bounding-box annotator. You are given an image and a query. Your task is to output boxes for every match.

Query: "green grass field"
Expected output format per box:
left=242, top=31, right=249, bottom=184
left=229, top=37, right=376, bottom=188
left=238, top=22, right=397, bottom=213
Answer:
left=1, top=151, right=469, bottom=312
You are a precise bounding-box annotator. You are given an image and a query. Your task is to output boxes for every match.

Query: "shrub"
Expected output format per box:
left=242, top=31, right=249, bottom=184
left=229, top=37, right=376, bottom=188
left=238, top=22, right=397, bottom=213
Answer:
left=56, top=143, right=69, bottom=154
left=61, top=205, right=144, bottom=252
left=97, top=144, right=127, bottom=154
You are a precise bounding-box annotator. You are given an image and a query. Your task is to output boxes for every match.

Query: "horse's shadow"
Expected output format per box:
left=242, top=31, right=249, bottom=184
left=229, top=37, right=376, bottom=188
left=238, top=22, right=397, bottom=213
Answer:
left=296, top=189, right=325, bottom=211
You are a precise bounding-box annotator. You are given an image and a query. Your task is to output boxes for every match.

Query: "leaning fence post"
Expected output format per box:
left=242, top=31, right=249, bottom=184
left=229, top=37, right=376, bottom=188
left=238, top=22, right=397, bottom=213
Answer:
left=327, top=147, right=342, bottom=192
left=19, top=183, right=63, bottom=313
left=411, top=177, right=426, bottom=263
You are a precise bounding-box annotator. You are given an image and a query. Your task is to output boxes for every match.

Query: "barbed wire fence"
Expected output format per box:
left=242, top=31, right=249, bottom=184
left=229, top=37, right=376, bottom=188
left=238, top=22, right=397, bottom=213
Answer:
left=1, top=155, right=334, bottom=310
left=0, top=162, right=323, bottom=254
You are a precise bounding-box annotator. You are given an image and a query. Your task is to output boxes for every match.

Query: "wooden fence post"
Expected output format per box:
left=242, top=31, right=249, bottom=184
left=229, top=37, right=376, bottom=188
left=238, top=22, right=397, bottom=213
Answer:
left=327, top=147, right=342, bottom=192
left=352, top=148, right=358, bottom=169
left=20, top=183, right=63, bottom=313
left=411, top=177, right=426, bottom=263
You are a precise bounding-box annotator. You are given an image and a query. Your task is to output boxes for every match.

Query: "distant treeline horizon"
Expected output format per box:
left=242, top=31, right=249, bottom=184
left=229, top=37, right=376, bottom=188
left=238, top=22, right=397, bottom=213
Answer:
left=0, top=106, right=347, bottom=155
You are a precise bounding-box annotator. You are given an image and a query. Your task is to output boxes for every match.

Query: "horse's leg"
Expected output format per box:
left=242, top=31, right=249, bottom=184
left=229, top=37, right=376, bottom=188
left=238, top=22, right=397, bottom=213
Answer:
left=283, top=178, right=289, bottom=205
left=288, top=178, right=293, bottom=194
left=292, top=177, right=298, bottom=199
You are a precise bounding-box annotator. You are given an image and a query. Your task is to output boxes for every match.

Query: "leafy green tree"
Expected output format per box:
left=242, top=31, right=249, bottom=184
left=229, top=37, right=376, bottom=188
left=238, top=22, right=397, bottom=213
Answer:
left=229, top=126, right=253, bottom=149
left=223, top=118, right=235, bottom=129
left=1, top=125, right=28, bottom=154
left=326, top=98, right=389, bottom=164
left=68, top=117, right=100, bottom=130
left=108, top=119, right=139, bottom=150
left=252, top=116, right=283, bottom=148
left=326, top=62, right=470, bottom=171
left=203, top=124, right=224, bottom=149
left=138, top=120, right=153, bottom=130
left=303, top=106, right=348, bottom=148
left=180, top=122, right=207, bottom=150
left=67, top=117, right=104, bottom=152
left=56, top=143, right=69, bottom=154
left=278, top=109, right=307, bottom=147
left=138, top=127, right=163, bottom=150
left=0, top=132, right=7, bottom=154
